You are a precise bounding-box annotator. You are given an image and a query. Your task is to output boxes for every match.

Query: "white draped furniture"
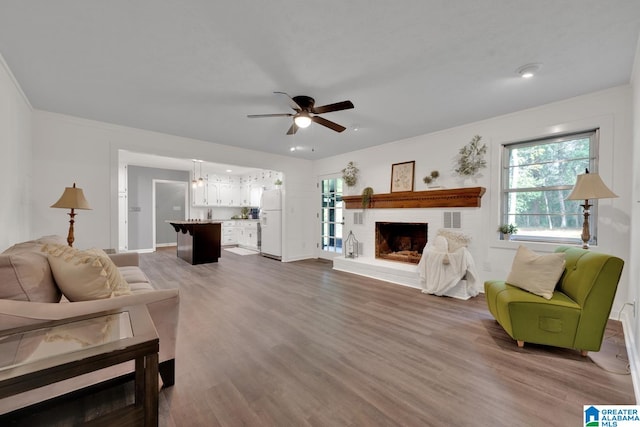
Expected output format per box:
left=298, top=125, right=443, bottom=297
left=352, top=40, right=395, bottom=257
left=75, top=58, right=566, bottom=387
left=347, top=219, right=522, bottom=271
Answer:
left=417, top=230, right=479, bottom=300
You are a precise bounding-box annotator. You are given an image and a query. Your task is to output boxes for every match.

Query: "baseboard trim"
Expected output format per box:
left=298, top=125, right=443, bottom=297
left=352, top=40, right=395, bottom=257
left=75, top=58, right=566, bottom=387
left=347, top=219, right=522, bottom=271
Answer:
left=155, top=243, right=176, bottom=248
left=621, top=310, right=640, bottom=403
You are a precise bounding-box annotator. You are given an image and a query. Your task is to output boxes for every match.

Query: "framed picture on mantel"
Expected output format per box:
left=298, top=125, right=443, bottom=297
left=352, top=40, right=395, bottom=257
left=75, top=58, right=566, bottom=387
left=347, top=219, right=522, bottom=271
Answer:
left=390, top=161, right=415, bottom=192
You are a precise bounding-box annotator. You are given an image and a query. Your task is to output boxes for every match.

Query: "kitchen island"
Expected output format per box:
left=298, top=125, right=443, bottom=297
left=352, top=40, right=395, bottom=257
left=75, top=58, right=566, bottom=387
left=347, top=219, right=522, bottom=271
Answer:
left=168, top=221, right=222, bottom=265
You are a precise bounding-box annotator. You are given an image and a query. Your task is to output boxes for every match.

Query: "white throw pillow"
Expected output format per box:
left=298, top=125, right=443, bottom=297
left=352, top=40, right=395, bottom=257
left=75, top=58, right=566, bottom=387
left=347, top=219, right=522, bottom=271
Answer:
left=431, top=235, right=449, bottom=252
left=506, top=245, right=566, bottom=299
left=436, top=229, right=471, bottom=253
left=43, top=244, right=131, bottom=302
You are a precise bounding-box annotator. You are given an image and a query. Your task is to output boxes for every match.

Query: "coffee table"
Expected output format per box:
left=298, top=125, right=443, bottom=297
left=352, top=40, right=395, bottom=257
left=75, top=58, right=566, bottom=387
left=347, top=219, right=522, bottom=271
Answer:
left=0, top=305, right=159, bottom=426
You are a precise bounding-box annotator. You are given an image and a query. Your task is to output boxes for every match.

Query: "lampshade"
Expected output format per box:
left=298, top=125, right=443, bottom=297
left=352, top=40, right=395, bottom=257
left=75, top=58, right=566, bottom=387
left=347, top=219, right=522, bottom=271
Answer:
left=294, top=113, right=312, bottom=128
left=566, top=172, right=618, bottom=201
left=51, top=183, right=92, bottom=210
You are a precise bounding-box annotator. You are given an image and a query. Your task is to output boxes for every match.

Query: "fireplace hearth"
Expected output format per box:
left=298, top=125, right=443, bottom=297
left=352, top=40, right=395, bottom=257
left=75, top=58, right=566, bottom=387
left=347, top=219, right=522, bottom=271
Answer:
left=375, top=222, right=428, bottom=264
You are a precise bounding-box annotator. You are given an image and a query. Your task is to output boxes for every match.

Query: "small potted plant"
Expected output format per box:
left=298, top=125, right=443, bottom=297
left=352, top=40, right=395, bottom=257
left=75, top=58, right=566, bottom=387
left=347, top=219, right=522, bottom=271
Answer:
left=274, top=178, right=282, bottom=188
left=423, top=170, right=440, bottom=188
left=498, top=224, right=518, bottom=240
left=361, top=187, right=374, bottom=209
left=240, top=207, right=250, bottom=219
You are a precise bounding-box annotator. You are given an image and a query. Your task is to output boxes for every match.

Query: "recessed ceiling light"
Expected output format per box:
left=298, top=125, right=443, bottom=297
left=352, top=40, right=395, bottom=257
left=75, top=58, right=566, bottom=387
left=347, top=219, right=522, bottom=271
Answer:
left=226, top=169, right=232, bottom=173
left=290, top=146, right=296, bottom=152
left=516, top=63, right=542, bottom=79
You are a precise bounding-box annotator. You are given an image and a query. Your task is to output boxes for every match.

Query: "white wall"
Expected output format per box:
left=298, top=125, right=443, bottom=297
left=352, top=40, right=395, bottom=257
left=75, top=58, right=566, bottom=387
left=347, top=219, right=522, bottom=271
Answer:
left=629, top=34, right=640, bottom=392
left=315, top=85, right=633, bottom=314
left=30, top=111, right=317, bottom=261
left=0, top=54, right=32, bottom=250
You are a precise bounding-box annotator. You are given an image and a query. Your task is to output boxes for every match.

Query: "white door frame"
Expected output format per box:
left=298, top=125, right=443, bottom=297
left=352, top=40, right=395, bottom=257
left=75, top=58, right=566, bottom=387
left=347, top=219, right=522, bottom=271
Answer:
left=152, top=179, right=189, bottom=250
left=317, top=173, right=344, bottom=260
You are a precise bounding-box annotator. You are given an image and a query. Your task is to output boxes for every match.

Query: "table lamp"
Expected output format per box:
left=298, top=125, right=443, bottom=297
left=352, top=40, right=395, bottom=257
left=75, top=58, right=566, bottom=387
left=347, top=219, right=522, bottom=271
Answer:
left=566, top=169, right=617, bottom=249
left=51, top=183, right=92, bottom=247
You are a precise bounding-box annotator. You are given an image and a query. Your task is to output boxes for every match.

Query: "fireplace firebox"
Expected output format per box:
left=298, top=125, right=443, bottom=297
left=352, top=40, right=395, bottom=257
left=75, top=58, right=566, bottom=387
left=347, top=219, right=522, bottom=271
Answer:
left=375, top=222, right=428, bottom=264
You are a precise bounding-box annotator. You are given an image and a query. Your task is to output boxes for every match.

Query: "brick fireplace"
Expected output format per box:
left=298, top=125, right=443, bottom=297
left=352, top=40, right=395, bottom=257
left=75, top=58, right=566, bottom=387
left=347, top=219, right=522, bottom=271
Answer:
left=375, top=222, right=428, bottom=264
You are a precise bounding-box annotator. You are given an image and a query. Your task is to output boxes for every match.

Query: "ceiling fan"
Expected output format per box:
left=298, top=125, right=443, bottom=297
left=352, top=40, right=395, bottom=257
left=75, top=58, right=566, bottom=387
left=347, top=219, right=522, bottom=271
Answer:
left=247, top=92, right=354, bottom=135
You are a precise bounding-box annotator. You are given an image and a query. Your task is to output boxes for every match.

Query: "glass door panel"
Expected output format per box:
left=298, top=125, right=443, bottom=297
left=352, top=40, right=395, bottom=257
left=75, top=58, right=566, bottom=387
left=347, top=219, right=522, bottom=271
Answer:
left=319, top=177, right=343, bottom=258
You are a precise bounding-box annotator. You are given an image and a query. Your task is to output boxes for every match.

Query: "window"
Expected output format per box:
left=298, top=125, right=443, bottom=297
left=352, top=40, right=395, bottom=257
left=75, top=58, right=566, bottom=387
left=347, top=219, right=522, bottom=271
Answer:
left=501, top=129, right=598, bottom=245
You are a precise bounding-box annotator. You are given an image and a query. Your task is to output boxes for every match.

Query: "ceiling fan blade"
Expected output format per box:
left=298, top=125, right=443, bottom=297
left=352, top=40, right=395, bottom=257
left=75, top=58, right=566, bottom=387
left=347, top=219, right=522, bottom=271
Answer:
left=312, top=116, right=347, bottom=133
left=311, top=100, right=354, bottom=114
left=286, top=122, right=299, bottom=135
left=247, top=113, right=294, bottom=118
left=274, top=91, right=302, bottom=111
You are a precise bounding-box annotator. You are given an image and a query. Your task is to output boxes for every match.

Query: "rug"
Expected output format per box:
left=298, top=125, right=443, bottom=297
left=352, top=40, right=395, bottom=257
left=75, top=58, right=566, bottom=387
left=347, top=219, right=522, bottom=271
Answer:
left=224, top=247, right=260, bottom=256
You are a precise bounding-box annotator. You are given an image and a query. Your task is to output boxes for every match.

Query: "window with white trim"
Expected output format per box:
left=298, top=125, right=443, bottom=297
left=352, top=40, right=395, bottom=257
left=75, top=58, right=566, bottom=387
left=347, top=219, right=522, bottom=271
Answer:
left=501, top=129, right=598, bottom=245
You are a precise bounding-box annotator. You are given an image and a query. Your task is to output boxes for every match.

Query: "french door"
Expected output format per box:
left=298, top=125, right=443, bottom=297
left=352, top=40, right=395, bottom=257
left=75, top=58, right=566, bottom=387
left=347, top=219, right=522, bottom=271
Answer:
left=319, top=176, right=344, bottom=259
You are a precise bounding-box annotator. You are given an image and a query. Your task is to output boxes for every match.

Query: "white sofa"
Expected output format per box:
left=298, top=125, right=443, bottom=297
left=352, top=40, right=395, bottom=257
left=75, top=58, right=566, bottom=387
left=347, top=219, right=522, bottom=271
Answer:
left=0, top=236, right=179, bottom=415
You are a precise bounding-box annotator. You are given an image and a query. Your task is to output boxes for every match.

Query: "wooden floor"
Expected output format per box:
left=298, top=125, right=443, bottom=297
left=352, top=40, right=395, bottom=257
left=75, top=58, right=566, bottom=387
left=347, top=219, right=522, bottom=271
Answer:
left=2, top=247, right=635, bottom=426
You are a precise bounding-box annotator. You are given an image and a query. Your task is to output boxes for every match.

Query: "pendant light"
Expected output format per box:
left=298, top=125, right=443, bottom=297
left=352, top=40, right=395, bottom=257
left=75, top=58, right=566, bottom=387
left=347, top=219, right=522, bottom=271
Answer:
left=191, top=161, right=198, bottom=188
left=198, top=161, right=205, bottom=187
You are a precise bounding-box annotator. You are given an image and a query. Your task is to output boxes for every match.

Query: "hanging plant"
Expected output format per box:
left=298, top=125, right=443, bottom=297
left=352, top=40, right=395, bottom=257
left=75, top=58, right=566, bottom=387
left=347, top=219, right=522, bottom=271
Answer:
left=342, top=161, right=359, bottom=187
left=361, top=187, right=374, bottom=209
left=455, top=135, right=487, bottom=177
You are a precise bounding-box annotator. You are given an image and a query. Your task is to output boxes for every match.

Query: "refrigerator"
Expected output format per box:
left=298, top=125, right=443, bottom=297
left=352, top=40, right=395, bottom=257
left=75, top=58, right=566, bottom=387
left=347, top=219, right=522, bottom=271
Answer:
left=260, top=189, right=282, bottom=259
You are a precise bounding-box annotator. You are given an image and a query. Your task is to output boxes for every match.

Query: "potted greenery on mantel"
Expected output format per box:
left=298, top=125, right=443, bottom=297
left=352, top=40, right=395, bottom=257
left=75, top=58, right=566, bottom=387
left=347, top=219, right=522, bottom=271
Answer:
left=361, top=187, right=374, bottom=209
left=423, top=170, right=441, bottom=188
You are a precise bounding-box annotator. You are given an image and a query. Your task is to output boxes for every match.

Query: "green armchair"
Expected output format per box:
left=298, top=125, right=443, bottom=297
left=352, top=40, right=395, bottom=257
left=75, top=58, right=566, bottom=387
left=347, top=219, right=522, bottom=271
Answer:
left=484, top=246, right=624, bottom=356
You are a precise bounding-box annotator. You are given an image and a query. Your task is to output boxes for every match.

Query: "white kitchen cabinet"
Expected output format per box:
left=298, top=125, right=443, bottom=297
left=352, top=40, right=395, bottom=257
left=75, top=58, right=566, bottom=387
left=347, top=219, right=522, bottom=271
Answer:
left=237, top=220, right=259, bottom=250
left=250, top=186, right=263, bottom=207
left=207, top=181, right=219, bottom=205
left=239, top=183, right=250, bottom=206
left=218, top=183, right=232, bottom=206
left=222, top=221, right=238, bottom=245
left=192, top=184, right=207, bottom=206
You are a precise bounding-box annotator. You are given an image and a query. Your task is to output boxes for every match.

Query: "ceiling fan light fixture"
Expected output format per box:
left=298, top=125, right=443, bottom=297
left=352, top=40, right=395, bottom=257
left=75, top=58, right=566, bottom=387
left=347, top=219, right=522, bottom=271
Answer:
left=516, top=63, right=542, bottom=79
left=294, top=113, right=312, bottom=128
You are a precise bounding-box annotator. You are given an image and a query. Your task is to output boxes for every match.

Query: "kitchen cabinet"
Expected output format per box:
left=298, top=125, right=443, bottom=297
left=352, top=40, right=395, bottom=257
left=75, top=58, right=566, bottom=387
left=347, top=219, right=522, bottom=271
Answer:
left=221, top=220, right=259, bottom=250
left=250, top=187, right=263, bottom=207
left=239, top=221, right=259, bottom=250
left=192, top=184, right=207, bottom=206
left=191, top=173, right=266, bottom=207
left=169, top=221, right=221, bottom=264
left=219, top=183, right=241, bottom=206
left=222, top=221, right=239, bottom=245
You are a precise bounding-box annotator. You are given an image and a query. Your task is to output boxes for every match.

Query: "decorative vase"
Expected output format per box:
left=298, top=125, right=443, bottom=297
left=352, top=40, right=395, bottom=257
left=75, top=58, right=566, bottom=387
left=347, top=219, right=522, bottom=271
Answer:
left=463, top=176, right=477, bottom=187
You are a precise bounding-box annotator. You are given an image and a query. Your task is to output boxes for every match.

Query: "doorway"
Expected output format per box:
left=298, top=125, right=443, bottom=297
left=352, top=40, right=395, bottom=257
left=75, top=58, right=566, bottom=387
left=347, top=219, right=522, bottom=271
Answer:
left=153, top=180, right=188, bottom=249
left=318, top=176, right=343, bottom=259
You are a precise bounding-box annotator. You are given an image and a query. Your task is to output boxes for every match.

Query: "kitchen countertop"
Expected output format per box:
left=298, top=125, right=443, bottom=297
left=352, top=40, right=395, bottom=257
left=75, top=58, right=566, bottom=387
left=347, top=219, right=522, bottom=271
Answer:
left=166, top=220, right=222, bottom=224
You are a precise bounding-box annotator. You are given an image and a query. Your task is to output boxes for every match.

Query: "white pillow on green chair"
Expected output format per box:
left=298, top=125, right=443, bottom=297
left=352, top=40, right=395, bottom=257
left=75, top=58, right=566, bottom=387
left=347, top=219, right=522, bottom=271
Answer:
left=506, top=245, right=566, bottom=299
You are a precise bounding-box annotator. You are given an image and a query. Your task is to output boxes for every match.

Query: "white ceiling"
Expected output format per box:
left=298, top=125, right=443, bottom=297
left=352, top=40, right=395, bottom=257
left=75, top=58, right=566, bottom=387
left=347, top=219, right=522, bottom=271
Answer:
left=1, top=1, right=639, bottom=160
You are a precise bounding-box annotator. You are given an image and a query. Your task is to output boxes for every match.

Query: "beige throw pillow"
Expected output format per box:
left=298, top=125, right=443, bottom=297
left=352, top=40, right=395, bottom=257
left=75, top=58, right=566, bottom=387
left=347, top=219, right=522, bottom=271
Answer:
left=506, top=245, right=566, bottom=299
left=43, top=244, right=132, bottom=302
left=436, top=229, right=471, bottom=253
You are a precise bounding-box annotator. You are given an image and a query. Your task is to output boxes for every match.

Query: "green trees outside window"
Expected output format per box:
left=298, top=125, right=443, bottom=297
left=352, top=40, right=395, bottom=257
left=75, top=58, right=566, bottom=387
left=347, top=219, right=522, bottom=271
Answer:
left=501, top=130, right=597, bottom=244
